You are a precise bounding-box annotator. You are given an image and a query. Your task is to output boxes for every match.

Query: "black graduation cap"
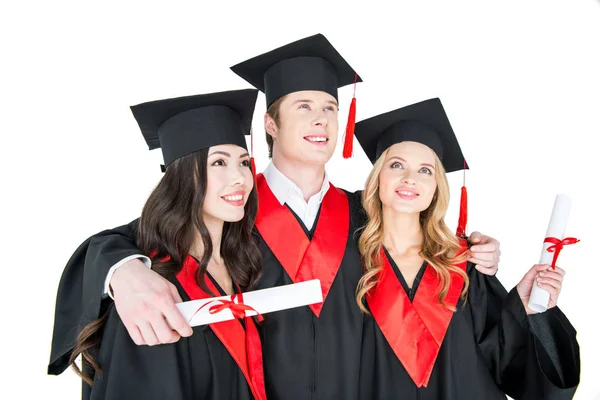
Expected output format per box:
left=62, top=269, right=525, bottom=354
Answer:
left=130, top=89, right=258, bottom=168
left=230, top=33, right=362, bottom=108
left=354, top=98, right=467, bottom=173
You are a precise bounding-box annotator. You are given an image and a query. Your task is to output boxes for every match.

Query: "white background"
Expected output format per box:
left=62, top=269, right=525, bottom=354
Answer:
left=1, top=0, right=599, bottom=398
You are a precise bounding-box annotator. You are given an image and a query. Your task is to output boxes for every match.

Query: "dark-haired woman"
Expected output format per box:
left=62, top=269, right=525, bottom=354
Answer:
left=52, top=89, right=267, bottom=400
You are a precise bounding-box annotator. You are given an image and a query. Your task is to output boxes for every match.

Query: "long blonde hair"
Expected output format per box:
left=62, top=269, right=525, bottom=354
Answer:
left=356, top=147, right=469, bottom=313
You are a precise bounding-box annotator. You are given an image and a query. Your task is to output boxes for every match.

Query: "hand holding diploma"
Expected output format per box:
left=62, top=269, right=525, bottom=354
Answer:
left=527, top=194, right=579, bottom=313
left=518, top=263, right=566, bottom=315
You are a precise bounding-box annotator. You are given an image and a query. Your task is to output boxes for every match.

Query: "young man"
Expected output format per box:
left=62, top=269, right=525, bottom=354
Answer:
left=49, top=34, right=501, bottom=400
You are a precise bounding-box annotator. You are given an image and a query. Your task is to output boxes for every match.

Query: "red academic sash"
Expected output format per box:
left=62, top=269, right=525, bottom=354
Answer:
left=367, top=242, right=468, bottom=388
left=254, top=173, right=349, bottom=317
left=176, top=256, right=266, bottom=400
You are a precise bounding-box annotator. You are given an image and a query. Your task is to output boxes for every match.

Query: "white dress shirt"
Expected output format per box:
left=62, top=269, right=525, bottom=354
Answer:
left=262, top=162, right=330, bottom=231
left=103, top=161, right=330, bottom=296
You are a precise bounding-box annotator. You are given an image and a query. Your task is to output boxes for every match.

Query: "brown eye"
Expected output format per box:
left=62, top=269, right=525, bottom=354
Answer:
left=211, top=159, right=226, bottom=166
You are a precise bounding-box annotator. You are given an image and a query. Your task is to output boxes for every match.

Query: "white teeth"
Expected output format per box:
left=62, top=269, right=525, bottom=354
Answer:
left=307, top=137, right=327, bottom=142
left=398, top=191, right=417, bottom=196
left=223, top=195, right=243, bottom=201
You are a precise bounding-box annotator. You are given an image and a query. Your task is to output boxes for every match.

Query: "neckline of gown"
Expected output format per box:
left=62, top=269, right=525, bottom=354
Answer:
left=382, top=246, right=428, bottom=302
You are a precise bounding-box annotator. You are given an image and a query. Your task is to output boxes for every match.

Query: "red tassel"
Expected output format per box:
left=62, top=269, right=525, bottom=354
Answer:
left=456, top=185, right=468, bottom=237
left=343, top=73, right=358, bottom=159
left=250, top=157, right=257, bottom=181
left=249, top=127, right=257, bottom=182
left=343, top=97, right=356, bottom=159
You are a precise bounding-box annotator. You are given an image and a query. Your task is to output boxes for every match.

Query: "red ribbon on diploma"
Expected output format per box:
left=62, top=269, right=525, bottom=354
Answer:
left=544, top=237, right=580, bottom=269
left=190, top=293, right=264, bottom=323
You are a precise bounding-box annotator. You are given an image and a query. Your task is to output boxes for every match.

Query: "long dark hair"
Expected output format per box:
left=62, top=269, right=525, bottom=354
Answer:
left=69, top=149, right=262, bottom=385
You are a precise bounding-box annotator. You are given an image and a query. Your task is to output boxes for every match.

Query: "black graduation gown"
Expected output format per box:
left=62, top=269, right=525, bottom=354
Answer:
left=48, top=221, right=142, bottom=376
left=359, top=249, right=581, bottom=400
left=49, top=220, right=142, bottom=376
left=253, top=175, right=366, bottom=400
left=69, top=256, right=264, bottom=400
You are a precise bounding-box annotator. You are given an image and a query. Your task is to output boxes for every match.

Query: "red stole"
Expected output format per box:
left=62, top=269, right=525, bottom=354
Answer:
left=176, top=256, right=266, bottom=400
left=367, top=243, right=468, bottom=388
left=254, top=173, right=349, bottom=317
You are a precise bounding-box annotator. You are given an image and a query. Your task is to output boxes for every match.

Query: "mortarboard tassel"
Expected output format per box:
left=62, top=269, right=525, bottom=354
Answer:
left=456, top=158, right=468, bottom=238
left=250, top=157, right=257, bottom=179
left=456, top=186, right=468, bottom=238
left=342, top=73, right=358, bottom=159
left=250, top=128, right=257, bottom=181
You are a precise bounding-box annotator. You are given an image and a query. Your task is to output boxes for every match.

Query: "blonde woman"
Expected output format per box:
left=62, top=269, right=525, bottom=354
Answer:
left=354, top=98, right=580, bottom=399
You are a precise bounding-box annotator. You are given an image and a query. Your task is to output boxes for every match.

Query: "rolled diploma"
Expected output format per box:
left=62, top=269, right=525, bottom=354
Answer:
left=176, top=279, right=323, bottom=326
left=528, top=194, right=571, bottom=313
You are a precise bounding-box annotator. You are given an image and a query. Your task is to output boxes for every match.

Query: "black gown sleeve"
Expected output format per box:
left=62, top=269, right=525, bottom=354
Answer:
left=48, top=219, right=143, bottom=375
left=468, top=264, right=580, bottom=399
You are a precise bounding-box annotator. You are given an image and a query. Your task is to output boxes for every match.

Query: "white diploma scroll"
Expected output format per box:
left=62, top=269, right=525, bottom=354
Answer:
left=176, top=279, right=323, bottom=326
left=527, top=194, right=571, bottom=313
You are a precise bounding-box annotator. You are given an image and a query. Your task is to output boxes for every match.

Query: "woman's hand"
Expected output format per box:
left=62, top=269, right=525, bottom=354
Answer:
left=516, top=264, right=565, bottom=315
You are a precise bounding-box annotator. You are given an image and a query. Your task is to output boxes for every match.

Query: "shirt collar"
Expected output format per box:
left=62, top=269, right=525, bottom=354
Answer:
left=262, top=162, right=330, bottom=206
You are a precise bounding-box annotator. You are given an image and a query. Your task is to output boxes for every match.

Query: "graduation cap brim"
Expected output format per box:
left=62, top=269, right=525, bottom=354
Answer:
left=354, top=98, right=468, bottom=173
left=130, top=89, right=258, bottom=166
left=231, top=34, right=362, bottom=107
